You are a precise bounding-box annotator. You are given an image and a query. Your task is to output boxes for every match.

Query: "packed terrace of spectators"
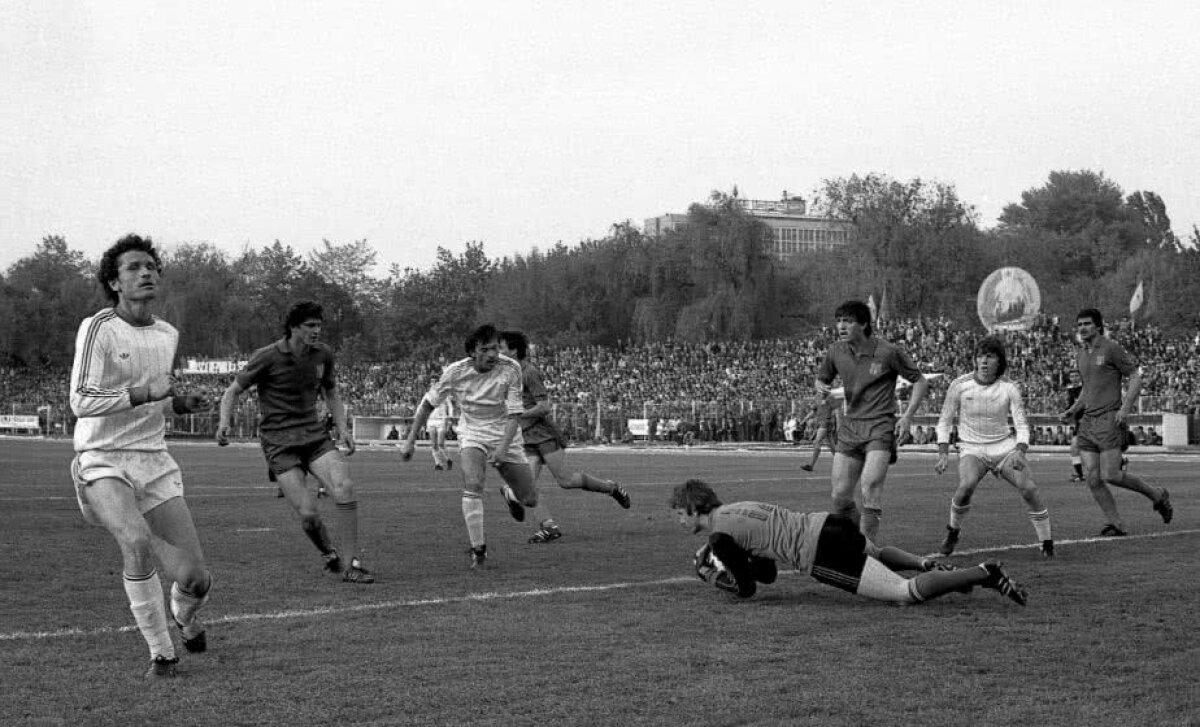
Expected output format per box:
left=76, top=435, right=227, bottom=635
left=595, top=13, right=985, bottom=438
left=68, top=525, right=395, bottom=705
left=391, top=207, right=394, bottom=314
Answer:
left=4, top=316, right=1199, bottom=440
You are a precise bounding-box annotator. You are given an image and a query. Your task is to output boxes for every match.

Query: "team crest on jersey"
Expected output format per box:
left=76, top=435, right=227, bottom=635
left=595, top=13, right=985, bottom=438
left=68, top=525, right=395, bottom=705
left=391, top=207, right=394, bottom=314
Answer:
left=869, top=362, right=883, bottom=376
left=119, top=353, right=130, bottom=359
left=1094, top=355, right=1104, bottom=366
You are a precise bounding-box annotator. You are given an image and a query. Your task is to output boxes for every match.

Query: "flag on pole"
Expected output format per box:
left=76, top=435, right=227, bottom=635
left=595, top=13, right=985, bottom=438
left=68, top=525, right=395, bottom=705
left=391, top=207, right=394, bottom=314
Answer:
left=867, top=294, right=878, bottom=324
left=1129, top=279, right=1145, bottom=317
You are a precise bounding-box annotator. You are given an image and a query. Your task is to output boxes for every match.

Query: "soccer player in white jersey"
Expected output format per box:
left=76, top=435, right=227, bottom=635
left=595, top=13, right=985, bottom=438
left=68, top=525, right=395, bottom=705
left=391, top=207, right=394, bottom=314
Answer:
left=935, top=336, right=1053, bottom=558
left=69, top=235, right=213, bottom=678
left=423, top=375, right=456, bottom=471
left=671, top=480, right=1027, bottom=607
left=399, top=324, right=538, bottom=569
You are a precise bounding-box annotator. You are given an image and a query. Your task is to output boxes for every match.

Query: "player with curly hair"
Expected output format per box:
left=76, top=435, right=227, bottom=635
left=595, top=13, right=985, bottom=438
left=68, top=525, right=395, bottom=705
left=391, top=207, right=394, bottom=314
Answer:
left=670, top=479, right=1027, bottom=606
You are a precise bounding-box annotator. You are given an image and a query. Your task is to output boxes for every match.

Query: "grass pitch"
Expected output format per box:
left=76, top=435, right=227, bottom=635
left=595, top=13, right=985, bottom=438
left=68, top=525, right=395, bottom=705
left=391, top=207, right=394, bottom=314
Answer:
left=1, top=439, right=1197, bottom=726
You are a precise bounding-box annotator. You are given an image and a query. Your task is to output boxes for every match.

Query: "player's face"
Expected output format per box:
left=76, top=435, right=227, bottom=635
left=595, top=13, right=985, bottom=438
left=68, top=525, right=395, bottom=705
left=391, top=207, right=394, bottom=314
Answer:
left=975, top=352, right=1000, bottom=381
left=111, top=250, right=161, bottom=302
left=291, top=318, right=322, bottom=347
left=1076, top=317, right=1099, bottom=342
left=835, top=315, right=865, bottom=343
left=673, top=507, right=705, bottom=534
left=498, top=341, right=514, bottom=358
left=472, top=339, right=500, bottom=372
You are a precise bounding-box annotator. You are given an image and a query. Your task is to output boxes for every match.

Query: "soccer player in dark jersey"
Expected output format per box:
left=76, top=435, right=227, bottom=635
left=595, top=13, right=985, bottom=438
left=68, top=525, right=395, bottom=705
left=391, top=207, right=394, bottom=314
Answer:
left=217, top=301, right=373, bottom=583
left=1060, top=308, right=1172, bottom=536
left=498, top=331, right=631, bottom=543
left=799, top=392, right=838, bottom=472
left=670, top=480, right=1027, bottom=606
left=70, top=235, right=214, bottom=678
left=1064, top=368, right=1085, bottom=481
left=814, top=300, right=928, bottom=540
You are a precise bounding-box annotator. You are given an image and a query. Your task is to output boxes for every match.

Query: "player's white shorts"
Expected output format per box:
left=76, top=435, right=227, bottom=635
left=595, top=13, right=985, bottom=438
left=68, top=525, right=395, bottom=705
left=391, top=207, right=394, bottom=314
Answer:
left=458, top=435, right=528, bottom=465
left=71, top=449, right=184, bottom=525
left=427, top=420, right=447, bottom=436
left=958, top=438, right=1019, bottom=475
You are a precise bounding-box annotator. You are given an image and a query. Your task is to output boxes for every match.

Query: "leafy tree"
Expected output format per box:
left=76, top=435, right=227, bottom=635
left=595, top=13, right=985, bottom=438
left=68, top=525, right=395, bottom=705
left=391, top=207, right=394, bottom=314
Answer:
left=998, top=170, right=1162, bottom=278
left=811, top=173, right=979, bottom=321
left=0, top=236, right=99, bottom=366
left=383, top=242, right=495, bottom=358
left=159, top=243, right=244, bottom=357
left=1125, top=191, right=1180, bottom=252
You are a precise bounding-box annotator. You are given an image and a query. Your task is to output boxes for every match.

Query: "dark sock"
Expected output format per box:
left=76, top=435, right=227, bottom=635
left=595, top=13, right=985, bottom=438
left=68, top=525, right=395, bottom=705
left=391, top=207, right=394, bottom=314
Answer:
left=302, top=518, right=334, bottom=555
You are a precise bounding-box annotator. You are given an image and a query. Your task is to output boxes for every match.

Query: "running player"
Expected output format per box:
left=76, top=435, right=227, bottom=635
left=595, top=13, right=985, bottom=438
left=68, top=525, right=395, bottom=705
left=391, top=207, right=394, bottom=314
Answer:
left=399, top=324, right=539, bottom=568
left=799, top=392, right=838, bottom=472
left=217, top=301, right=373, bottom=583
left=934, top=336, right=1053, bottom=558
left=1061, top=309, right=1172, bottom=535
left=423, top=374, right=456, bottom=471
left=1064, top=368, right=1085, bottom=481
left=814, top=300, right=928, bottom=540
left=498, top=331, right=631, bottom=543
left=671, top=480, right=1027, bottom=607
left=70, top=234, right=214, bottom=678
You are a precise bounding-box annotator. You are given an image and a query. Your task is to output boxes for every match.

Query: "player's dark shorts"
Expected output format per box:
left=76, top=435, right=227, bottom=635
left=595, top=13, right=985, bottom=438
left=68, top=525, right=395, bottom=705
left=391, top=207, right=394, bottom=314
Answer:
left=809, top=514, right=869, bottom=593
left=835, top=417, right=895, bottom=460
left=522, top=418, right=567, bottom=461
left=261, top=436, right=338, bottom=481
left=1076, top=410, right=1129, bottom=453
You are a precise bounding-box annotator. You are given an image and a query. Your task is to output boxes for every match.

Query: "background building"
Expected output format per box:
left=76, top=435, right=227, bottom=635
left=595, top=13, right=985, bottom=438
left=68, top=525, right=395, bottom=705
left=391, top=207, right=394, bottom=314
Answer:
left=644, top=191, right=856, bottom=259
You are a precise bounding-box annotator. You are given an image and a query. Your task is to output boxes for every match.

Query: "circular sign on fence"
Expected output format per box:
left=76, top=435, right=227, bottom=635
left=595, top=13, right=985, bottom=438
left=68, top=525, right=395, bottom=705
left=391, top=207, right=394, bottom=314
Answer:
left=977, top=267, right=1041, bottom=331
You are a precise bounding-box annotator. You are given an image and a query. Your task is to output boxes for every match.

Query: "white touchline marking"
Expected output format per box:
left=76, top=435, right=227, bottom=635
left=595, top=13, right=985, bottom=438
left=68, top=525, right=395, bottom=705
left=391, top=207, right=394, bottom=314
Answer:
left=924, top=527, right=1200, bottom=559
left=234, top=528, right=275, bottom=532
left=3, top=528, right=1197, bottom=644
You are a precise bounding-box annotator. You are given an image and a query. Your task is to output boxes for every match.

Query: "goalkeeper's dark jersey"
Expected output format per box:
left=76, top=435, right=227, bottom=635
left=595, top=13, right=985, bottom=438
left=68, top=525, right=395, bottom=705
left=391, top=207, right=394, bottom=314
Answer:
left=710, top=502, right=828, bottom=573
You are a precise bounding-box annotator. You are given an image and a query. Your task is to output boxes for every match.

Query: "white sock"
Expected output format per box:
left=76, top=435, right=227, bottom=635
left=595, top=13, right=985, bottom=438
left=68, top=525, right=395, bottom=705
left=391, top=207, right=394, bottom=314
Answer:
left=462, top=492, right=485, bottom=548
left=170, top=577, right=210, bottom=628
left=124, top=571, right=174, bottom=660
left=1029, top=509, right=1052, bottom=541
left=949, top=501, right=970, bottom=529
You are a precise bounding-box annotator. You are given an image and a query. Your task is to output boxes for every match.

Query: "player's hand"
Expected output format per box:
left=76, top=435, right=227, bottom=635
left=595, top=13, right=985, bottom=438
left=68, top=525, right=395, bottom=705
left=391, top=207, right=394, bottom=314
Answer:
left=173, top=394, right=211, bottom=414
left=398, top=440, right=414, bottom=461
left=340, top=432, right=356, bottom=456
left=1011, top=450, right=1027, bottom=471
left=215, top=425, right=230, bottom=447
left=1114, top=409, right=1128, bottom=425
left=934, top=454, right=949, bottom=475
left=148, top=376, right=175, bottom=402
left=693, top=543, right=716, bottom=582
left=1058, top=410, right=1074, bottom=424
left=894, top=415, right=912, bottom=438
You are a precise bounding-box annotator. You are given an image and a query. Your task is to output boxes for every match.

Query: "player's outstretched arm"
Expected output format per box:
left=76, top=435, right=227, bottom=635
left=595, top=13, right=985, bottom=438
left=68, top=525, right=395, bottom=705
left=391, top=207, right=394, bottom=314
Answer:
left=400, top=400, right=434, bottom=461
left=215, top=380, right=245, bottom=446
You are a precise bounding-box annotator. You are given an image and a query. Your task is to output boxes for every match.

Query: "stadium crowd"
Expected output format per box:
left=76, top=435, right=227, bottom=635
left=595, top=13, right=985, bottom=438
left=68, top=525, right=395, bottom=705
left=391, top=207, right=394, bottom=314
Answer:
left=4, top=316, right=1199, bottom=442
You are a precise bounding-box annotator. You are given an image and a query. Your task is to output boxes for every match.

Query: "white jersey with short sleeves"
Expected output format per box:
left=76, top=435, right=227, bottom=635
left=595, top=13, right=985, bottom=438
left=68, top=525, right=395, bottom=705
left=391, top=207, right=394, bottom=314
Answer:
left=70, top=309, right=178, bottom=452
left=936, top=373, right=1030, bottom=446
left=426, top=355, right=524, bottom=444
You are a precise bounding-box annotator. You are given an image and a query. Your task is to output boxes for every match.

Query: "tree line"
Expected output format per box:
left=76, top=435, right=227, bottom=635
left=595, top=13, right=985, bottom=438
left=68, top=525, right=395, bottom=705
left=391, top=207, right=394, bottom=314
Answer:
left=3, top=169, right=1198, bottom=369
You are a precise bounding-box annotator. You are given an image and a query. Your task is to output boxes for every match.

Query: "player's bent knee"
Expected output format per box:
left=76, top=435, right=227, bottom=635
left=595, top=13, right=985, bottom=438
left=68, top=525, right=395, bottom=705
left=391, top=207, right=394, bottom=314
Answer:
left=564, top=472, right=586, bottom=489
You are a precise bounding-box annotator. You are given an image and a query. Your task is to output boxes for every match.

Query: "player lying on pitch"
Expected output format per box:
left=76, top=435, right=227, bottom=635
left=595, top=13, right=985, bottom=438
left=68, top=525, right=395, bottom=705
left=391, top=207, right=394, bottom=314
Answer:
left=670, top=479, right=1028, bottom=606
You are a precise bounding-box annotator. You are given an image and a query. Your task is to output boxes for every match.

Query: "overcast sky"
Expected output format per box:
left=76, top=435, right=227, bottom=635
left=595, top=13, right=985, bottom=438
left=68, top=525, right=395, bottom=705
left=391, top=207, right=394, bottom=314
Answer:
left=4, top=1, right=1198, bottom=276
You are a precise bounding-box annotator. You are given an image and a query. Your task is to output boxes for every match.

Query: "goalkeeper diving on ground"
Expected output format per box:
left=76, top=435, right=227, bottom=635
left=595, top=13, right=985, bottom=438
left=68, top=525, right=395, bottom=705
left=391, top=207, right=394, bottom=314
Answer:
left=670, top=479, right=1028, bottom=606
